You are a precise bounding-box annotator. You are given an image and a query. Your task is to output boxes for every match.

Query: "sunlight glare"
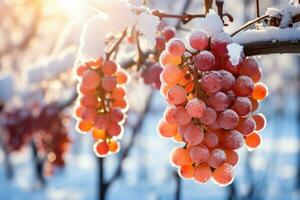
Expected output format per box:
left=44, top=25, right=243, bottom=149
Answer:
left=57, top=0, right=84, bottom=17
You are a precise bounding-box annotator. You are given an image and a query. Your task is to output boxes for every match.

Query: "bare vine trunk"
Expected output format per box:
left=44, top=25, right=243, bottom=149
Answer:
left=98, top=158, right=107, bottom=200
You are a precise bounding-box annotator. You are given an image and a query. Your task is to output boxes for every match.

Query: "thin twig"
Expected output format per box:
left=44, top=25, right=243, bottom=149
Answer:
left=230, top=14, right=269, bottom=37
left=152, top=10, right=205, bottom=25
left=256, top=0, right=260, bottom=18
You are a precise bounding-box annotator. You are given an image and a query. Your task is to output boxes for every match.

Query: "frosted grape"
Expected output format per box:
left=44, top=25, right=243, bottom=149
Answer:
left=231, top=97, right=252, bottom=116
left=189, top=30, right=208, bottom=50
left=184, top=125, right=204, bottom=145
left=233, top=76, right=254, bottom=97
left=199, top=107, right=217, bottom=125
left=167, top=85, right=187, bottom=105
left=224, top=130, right=244, bottom=150
left=207, top=149, right=226, bottom=168
left=200, top=71, right=222, bottom=94
left=193, top=50, right=215, bottom=71
left=185, top=98, right=206, bottom=118
left=207, top=92, right=229, bottom=111
left=167, top=39, right=186, bottom=56
left=217, top=109, right=239, bottom=130
left=190, top=144, right=209, bottom=163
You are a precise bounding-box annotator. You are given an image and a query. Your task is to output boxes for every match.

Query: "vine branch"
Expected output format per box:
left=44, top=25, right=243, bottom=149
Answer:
left=152, top=10, right=205, bottom=24
left=243, top=40, right=300, bottom=56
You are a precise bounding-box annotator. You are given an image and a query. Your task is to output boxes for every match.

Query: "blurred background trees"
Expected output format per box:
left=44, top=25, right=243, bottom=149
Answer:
left=0, top=0, right=299, bottom=200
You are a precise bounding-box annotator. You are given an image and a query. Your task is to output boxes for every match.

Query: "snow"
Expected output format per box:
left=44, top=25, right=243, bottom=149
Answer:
left=233, top=26, right=300, bottom=44
left=227, top=43, right=243, bottom=66
left=52, top=4, right=99, bottom=53
left=266, top=7, right=281, bottom=17
left=0, top=72, right=15, bottom=102
left=78, top=14, right=109, bottom=61
left=136, top=11, right=160, bottom=48
left=25, top=47, right=76, bottom=85
left=96, top=0, right=136, bottom=33
left=192, top=10, right=224, bottom=37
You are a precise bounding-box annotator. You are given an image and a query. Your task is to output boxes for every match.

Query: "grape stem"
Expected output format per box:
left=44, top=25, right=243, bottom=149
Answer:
left=106, top=28, right=128, bottom=60
left=192, top=67, right=199, bottom=98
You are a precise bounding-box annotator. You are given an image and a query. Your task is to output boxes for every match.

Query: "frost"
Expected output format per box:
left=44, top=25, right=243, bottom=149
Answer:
left=266, top=7, right=281, bottom=17
left=227, top=43, right=243, bottom=66
left=136, top=11, right=160, bottom=48
left=0, top=72, right=15, bottom=101
left=193, top=10, right=224, bottom=37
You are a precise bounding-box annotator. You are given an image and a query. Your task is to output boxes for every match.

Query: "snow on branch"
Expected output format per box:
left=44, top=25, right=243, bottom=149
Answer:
left=24, top=47, right=76, bottom=85
left=78, top=0, right=160, bottom=61
left=233, top=27, right=300, bottom=44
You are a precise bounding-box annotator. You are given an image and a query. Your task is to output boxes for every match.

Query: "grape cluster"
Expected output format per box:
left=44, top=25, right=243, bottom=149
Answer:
left=1, top=103, right=71, bottom=175
left=141, top=26, right=176, bottom=89
left=157, top=30, right=268, bottom=186
left=74, top=59, right=128, bottom=157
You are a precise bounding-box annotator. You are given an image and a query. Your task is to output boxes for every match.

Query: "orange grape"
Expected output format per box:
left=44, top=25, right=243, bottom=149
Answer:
left=77, top=120, right=92, bottom=132
left=160, top=51, right=182, bottom=66
left=108, top=140, right=120, bottom=153
left=225, top=150, right=239, bottom=167
left=161, top=64, right=183, bottom=85
left=111, top=87, right=126, bottom=99
left=170, top=147, right=193, bottom=167
left=116, top=69, right=128, bottom=84
left=193, top=163, right=212, bottom=183
left=173, top=132, right=183, bottom=143
left=179, top=164, right=194, bottom=179
left=245, top=132, right=261, bottom=149
left=212, top=163, right=234, bottom=186
left=252, top=82, right=268, bottom=100
left=92, top=129, right=107, bottom=140
left=157, top=118, right=177, bottom=138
